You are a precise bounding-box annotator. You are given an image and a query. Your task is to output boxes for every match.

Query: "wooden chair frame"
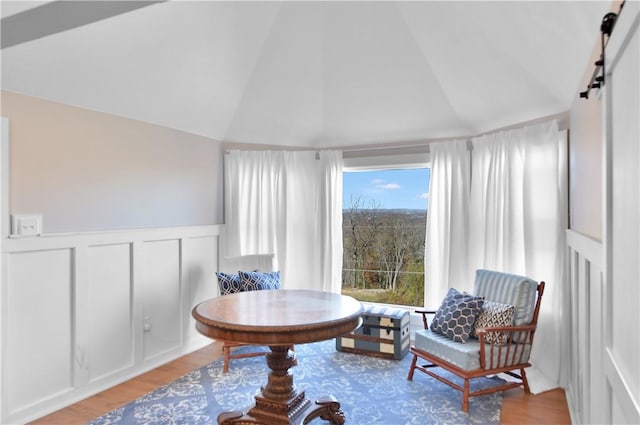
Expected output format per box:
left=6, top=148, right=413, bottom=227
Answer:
left=407, top=281, right=545, bottom=412
left=222, top=342, right=296, bottom=373
left=222, top=341, right=298, bottom=373
left=222, top=342, right=269, bottom=373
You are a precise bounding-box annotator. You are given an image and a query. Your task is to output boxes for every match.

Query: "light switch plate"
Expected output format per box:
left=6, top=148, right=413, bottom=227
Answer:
left=11, top=214, right=43, bottom=236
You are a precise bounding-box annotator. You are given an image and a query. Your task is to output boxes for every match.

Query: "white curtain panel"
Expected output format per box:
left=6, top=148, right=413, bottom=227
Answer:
left=224, top=150, right=285, bottom=259
left=469, top=120, right=568, bottom=394
left=424, top=139, right=471, bottom=309
left=224, top=150, right=343, bottom=293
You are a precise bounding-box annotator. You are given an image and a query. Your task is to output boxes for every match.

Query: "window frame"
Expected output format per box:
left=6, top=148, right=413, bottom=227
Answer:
left=342, top=150, right=431, bottom=309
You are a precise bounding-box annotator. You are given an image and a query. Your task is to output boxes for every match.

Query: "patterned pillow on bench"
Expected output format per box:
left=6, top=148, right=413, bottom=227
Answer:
left=239, top=271, right=281, bottom=291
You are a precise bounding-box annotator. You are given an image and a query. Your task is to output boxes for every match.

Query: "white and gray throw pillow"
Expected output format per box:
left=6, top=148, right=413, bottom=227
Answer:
left=472, top=301, right=516, bottom=345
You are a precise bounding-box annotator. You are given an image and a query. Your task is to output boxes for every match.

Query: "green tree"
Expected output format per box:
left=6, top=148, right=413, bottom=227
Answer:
left=343, top=195, right=382, bottom=289
left=342, top=197, right=427, bottom=306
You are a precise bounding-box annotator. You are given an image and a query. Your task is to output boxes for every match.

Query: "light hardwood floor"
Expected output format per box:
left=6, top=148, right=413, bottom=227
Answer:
left=30, top=342, right=571, bottom=425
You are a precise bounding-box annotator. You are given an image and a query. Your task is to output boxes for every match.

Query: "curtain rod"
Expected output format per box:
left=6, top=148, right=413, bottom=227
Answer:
left=225, top=112, right=568, bottom=156
left=469, top=112, right=568, bottom=139
left=341, top=112, right=568, bottom=155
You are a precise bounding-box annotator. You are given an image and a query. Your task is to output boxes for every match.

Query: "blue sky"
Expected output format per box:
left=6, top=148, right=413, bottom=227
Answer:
left=343, top=168, right=430, bottom=210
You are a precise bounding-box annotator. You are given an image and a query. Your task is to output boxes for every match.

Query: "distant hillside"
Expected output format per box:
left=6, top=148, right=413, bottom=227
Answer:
left=342, top=208, right=426, bottom=227
left=342, top=208, right=426, bottom=214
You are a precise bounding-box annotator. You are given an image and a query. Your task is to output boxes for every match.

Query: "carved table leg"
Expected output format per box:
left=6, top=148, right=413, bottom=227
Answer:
left=217, top=345, right=345, bottom=425
left=301, top=396, right=345, bottom=425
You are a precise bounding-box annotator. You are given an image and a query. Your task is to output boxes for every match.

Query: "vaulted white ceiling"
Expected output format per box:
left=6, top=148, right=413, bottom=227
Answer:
left=1, top=1, right=610, bottom=148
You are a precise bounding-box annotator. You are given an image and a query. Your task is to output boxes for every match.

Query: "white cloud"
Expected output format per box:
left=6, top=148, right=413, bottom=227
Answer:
left=418, top=192, right=429, bottom=200
left=377, top=183, right=401, bottom=190
left=370, top=178, right=385, bottom=185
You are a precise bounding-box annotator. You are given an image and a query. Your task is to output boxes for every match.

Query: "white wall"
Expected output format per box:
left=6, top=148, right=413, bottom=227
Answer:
left=0, top=92, right=227, bottom=423
left=569, top=79, right=602, bottom=240
left=1, top=91, right=224, bottom=233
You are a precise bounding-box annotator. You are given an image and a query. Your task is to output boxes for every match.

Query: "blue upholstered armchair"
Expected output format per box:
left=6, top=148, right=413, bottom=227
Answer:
left=407, top=269, right=545, bottom=412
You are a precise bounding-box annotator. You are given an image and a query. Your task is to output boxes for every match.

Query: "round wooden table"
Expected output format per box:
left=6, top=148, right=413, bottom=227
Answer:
left=192, top=289, right=363, bottom=425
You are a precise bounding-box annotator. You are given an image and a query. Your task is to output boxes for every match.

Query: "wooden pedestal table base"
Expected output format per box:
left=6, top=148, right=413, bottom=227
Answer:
left=218, top=345, right=344, bottom=425
left=192, top=290, right=362, bottom=425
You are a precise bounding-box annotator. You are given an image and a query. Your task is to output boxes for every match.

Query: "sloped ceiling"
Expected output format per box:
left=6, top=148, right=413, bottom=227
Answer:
left=1, top=1, right=610, bottom=148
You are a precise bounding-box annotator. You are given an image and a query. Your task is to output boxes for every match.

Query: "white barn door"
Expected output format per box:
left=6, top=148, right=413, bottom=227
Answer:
left=0, top=117, right=7, bottom=423
left=603, top=2, right=640, bottom=424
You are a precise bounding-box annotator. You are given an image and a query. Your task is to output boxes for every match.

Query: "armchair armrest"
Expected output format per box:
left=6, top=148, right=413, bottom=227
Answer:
left=415, top=309, right=437, bottom=329
left=477, top=324, right=537, bottom=369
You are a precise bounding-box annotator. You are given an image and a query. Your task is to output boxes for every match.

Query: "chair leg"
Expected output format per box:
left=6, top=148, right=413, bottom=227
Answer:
left=521, top=368, right=531, bottom=394
left=462, top=378, right=470, bottom=412
left=223, top=346, right=231, bottom=373
left=407, top=354, right=418, bottom=380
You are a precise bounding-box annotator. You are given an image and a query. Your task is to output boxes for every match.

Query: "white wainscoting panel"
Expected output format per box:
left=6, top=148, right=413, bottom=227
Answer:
left=4, top=249, right=74, bottom=418
left=86, top=243, right=134, bottom=382
left=587, top=256, right=605, bottom=425
left=0, top=225, right=222, bottom=424
left=566, top=229, right=604, bottom=425
left=142, top=239, right=182, bottom=361
left=183, top=236, right=219, bottom=342
left=612, top=391, right=626, bottom=425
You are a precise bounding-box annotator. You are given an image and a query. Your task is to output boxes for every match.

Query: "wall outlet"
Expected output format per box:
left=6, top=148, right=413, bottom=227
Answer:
left=11, top=214, right=43, bottom=236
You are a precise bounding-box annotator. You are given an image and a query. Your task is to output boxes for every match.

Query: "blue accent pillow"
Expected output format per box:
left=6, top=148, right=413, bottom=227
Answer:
left=216, top=272, right=243, bottom=296
left=239, top=271, right=281, bottom=291
left=430, top=288, right=484, bottom=343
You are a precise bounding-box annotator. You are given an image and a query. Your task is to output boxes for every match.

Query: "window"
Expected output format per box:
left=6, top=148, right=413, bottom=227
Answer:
left=342, top=166, right=430, bottom=308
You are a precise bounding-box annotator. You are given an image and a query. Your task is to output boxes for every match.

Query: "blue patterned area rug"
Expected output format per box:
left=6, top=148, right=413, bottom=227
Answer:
left=89, top=340, right=504, bottom=425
